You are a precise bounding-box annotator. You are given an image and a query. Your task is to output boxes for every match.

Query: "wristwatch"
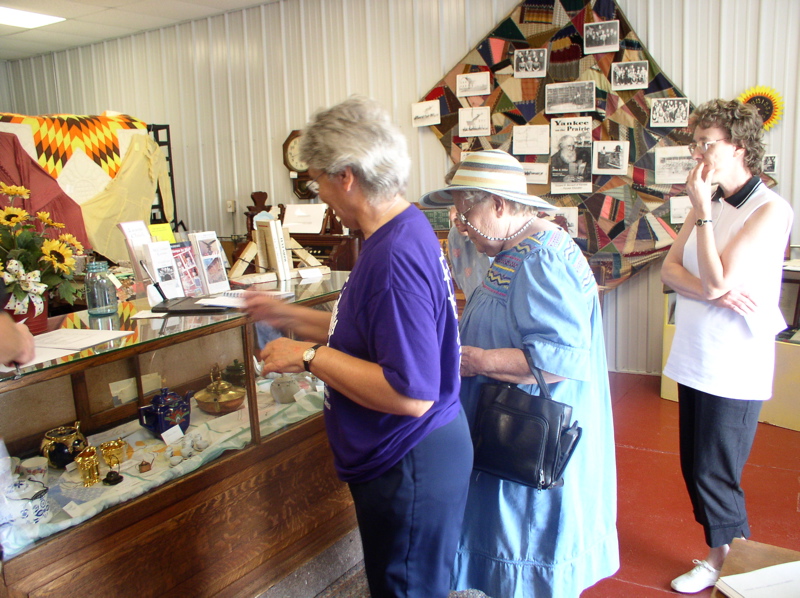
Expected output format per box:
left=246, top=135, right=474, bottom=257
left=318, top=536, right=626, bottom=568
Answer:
left=695, top=219, right=713, bottom=227
left=302, top=344, right=323, bottom=372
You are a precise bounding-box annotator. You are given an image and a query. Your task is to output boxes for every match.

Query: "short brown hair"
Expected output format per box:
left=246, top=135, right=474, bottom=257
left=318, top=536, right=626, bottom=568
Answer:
left=690, top=99, right=765, bottom=175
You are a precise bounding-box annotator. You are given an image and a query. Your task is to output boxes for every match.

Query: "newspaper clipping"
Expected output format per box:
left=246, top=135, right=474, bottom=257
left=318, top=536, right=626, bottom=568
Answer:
left=550, top=117, right=593, bottom=194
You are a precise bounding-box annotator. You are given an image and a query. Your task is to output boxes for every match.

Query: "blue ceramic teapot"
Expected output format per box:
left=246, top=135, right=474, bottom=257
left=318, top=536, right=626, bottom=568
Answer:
left=138, top=388, right=192, bottom=437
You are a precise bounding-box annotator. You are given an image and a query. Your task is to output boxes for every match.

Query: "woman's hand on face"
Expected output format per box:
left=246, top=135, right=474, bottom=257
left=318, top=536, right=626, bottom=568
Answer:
left=710, top=288, right=757, bottom=315
left=244, top=291, right=294, bottom=329
left=460, top=345, right=485, bottom=377
left=685, top=162, right=715, bottom=217
left=260, top=337, right=311, bottom=375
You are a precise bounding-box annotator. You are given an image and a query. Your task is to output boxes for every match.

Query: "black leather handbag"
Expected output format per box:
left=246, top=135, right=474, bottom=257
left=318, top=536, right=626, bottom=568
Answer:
left=471, top=365, right=582, bottom=490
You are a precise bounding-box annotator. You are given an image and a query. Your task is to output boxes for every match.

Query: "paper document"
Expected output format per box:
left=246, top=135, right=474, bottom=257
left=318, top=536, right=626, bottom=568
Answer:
left=715, top=559, right=800, bottom=598
left=34, top=329, right=135, bottom=351
left=195, top=290, right=293, bottom=308
left=0, top=347, right=79, bottom=373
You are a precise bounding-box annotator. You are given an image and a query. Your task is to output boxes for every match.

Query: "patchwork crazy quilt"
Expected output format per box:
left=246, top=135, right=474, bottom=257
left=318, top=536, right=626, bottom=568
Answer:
left=421, top=0, right=731, bottom=289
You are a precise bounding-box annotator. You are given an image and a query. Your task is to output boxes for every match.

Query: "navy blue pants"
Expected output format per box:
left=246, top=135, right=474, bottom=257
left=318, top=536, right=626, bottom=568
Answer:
left=348, top=408, right=473, bottom=598
left=678, top=384, right=762, bottom=547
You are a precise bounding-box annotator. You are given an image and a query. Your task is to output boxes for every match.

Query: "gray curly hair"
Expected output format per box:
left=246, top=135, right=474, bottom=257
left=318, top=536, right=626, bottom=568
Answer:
left=299, top=96, right=410, bottom=203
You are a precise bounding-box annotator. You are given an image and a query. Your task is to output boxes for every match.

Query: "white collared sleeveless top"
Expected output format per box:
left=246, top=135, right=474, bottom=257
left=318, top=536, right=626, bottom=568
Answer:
left=664, top=180, right=793, bottom=400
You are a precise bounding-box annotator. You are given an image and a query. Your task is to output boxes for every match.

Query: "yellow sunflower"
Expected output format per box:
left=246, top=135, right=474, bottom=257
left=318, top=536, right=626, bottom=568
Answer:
left=40, top=239, right=76, bottom=275
left=0, top=183, right=31, bottom=199
left=0, top=206, right=30, bottom=226
left=37, top=211, right=65, bottom=228
left=59, top=232, right=84, bottom=254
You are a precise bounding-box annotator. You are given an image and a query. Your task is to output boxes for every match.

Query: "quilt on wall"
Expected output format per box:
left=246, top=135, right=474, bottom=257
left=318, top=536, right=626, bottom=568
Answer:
left=0, top=113, right=148, bottom=205
left=422, top=0, right=696, bottom=289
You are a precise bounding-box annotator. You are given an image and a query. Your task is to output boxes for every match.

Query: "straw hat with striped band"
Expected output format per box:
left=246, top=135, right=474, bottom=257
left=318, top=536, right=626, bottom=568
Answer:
left=419, top=149, right=555, bottom=211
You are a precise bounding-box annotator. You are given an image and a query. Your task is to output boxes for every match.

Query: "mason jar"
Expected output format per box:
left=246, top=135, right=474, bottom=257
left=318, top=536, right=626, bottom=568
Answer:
left=85, top=261, right=118, bottom=315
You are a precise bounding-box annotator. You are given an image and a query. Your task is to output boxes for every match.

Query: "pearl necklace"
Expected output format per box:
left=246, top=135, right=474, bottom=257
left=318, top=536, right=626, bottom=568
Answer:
left=465, top=217, right=536, bottom=242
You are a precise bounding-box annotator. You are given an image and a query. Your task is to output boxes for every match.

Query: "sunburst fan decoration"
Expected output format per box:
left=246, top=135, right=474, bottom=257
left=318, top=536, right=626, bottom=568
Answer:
left=737, top=86, right=783, bottom=131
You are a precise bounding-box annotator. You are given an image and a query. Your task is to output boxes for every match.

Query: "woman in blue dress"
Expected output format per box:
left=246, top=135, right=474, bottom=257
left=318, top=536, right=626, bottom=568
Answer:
left=421, top=150, right=619, bottom=598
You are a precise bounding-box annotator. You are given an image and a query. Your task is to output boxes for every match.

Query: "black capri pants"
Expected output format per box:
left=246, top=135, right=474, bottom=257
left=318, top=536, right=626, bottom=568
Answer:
left=677, top=384, right=762, bottom=547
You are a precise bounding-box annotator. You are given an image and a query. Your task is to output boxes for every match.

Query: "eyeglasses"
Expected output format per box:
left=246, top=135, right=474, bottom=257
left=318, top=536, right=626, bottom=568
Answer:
left=306, top=172, right=325, bottom=195
left=454, top=202, right=479, bottom=226
left=688, top=138, right=730, bottom=154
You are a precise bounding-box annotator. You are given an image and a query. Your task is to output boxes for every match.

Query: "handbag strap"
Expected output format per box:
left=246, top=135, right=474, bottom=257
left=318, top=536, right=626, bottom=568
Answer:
left=523, top=351, right=552, bottom=400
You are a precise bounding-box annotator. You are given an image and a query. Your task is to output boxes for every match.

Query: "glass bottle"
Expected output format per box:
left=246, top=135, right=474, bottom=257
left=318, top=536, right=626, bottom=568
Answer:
left=85, top=261, right=118, bottom=315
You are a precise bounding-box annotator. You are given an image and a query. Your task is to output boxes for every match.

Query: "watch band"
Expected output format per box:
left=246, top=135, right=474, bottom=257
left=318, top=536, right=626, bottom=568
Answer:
left=303, top=344, right=323, bottom=372
left=695, top=219, right=713, bottom=227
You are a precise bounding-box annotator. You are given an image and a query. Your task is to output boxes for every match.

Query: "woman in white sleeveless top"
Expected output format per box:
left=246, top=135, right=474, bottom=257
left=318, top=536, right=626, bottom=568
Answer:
left=662, top=99, right=793, bottom=593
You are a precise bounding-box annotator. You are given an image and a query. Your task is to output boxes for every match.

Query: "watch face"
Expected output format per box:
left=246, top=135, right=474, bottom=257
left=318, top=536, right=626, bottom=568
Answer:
left=303, top=347, right=316, bottom=362
left=286, top=136, right=308, bottom=172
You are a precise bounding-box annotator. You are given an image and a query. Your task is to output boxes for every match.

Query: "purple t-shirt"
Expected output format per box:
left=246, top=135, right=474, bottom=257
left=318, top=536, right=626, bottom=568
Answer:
left=324, top=205, right=461, bottom=483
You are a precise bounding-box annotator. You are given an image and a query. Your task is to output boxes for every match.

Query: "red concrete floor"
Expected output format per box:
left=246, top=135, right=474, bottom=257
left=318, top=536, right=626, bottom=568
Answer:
left=582, top=373, right=800, bottom=597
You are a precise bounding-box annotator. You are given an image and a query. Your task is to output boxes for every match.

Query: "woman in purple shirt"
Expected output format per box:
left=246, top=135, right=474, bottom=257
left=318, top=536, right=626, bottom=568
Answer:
left=245, top=96, right=472, bottom=598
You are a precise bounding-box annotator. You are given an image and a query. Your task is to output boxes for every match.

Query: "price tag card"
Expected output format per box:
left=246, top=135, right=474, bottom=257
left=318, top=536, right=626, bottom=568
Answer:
left=161, top=425, right=184, bottom=446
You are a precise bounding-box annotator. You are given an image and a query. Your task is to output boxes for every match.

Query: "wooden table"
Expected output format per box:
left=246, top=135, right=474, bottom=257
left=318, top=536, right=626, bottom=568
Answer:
left=711, top=538, right=800, bottom=596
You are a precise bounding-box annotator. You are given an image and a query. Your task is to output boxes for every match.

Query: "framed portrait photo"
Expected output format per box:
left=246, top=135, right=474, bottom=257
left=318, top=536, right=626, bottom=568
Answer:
left=611, top=61, right=649, bottom=91
left=650, top=97, right=690, bottom=128
left=545, top=81, right=596, bottom=114
left=584, top=20, right=619, bottom=54
left=513, top=48, right=547, bottom=79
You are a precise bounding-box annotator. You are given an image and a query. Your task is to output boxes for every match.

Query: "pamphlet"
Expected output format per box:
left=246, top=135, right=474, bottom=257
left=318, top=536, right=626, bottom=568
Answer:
left=715, top=559, right=800, bottom=598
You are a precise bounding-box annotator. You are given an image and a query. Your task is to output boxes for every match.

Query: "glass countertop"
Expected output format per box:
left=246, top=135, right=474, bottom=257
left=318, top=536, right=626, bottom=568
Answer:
left=1, top=271, right=348, bottom=384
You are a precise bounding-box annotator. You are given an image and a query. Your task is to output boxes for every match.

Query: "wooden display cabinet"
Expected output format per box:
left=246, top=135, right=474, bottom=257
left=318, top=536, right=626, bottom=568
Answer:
left=0, top=273, right=355, bottom=597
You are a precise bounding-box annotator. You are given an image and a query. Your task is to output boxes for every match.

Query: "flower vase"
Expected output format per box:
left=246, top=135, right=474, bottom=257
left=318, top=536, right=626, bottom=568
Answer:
left=5, top=295, right=49, bottom=335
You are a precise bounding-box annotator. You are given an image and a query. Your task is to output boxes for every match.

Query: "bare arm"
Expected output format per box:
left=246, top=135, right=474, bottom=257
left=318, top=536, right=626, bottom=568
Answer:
left=260, top=337, right=433, bottom=417
left=460, top=346, right=565, bottom=385
left=244, top=292, right=331, bottom=343
left=666, top=164, right=788, bottom=302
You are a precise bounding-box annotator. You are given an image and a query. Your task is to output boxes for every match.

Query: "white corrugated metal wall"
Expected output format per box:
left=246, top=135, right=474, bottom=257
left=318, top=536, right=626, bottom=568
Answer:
left=1, top=0, right=797, bottom=373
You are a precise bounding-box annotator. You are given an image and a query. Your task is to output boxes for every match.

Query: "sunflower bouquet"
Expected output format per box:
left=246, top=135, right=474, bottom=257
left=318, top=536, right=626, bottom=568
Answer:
left=1, top=183, right=84, bottom=316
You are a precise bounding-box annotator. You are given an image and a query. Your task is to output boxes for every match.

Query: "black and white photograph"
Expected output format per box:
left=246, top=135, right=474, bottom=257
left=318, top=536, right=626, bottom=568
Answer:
left=669, top=195, right=692, bottom=224
left=593, top=140, right=629, bottom=175
left=550, top=116, right=593, bottom=194
left=513, top=48, right=547, bottom=78
left=411, top=99, right=441, bottom=127
left=157, top=265, right=176, bottom=282
left=650, top=97, right=690, bottom=128
left=546, top=207, right=580, bottom=237
left=763, top=154, right=777, bottom=174
left=611, top=61, right=649, bottom=91
left=456, top=71, right=491, bottom=97
left=655, top=146, right=695, bottom=185
left=583, top=20, right=619, bottom=54
left=458, top=106, right=491, bottom=137
left=545, top=81, right=596, bottom=114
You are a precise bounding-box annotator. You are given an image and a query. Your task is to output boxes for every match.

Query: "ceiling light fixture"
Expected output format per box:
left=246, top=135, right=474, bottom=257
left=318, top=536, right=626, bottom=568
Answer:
left=0, top=7, right=65, bottom=29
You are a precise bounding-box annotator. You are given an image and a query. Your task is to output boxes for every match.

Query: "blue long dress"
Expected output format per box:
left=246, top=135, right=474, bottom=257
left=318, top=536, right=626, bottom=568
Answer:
left=452, top=229, right=619, bottom=598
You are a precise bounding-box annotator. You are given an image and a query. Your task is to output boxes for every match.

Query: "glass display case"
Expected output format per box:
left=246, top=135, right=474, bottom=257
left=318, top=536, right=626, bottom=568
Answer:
left=0, top=273, right=352, bottom=594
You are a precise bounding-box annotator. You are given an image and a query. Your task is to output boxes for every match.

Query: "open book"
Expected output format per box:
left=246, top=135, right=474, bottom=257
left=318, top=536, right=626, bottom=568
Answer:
left=195, top=289, right=294, bottom=308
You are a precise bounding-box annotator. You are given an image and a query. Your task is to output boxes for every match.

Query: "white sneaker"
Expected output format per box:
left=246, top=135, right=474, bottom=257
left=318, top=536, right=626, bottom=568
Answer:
left=670, top=559, right=720, bottom=593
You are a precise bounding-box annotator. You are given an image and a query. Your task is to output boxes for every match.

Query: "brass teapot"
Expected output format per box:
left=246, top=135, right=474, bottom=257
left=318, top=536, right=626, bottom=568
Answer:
left=41, top=421, right=88, bottom=469
left=194, top=366, right=246, bottom=415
